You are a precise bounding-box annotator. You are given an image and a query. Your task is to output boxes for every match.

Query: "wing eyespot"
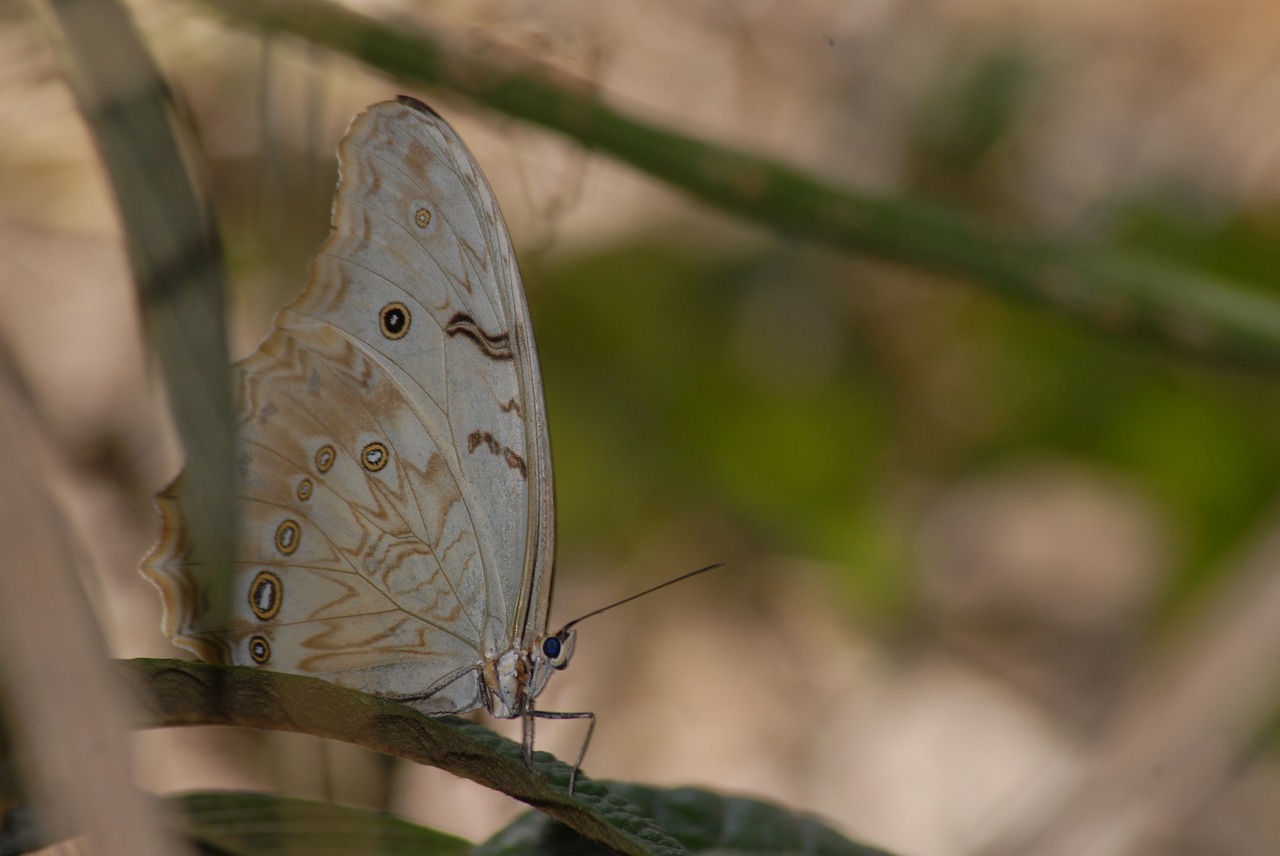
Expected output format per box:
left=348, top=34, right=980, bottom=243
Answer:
left=361, top=441, right=390, bottom=472
left=315, top=445, right=336, bottom=474
left=248, top=635, right=271, bottom=664
left=414, top=207, right=431, bottom=228
left=296, top=478, right=313, bottom=501
left=380, top=302, right=410, bottom=339
left=249, top=570, right=283, bottom=620
left=274, top=519, right=300, bottom=555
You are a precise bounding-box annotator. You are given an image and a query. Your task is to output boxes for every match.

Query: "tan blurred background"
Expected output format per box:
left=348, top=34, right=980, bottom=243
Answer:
left=6, top=1, right=1280, bottom=854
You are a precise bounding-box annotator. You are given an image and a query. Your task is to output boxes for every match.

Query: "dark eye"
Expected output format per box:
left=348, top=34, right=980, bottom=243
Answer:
left=542, top=636, right=561, bottom=659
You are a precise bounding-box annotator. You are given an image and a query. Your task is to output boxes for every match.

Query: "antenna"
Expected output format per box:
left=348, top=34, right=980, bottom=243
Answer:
left=559, top=562, right=724, bottom=632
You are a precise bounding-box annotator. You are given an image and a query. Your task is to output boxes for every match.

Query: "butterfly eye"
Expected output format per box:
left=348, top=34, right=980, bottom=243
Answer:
left=539, top=630, right=574, bottom=669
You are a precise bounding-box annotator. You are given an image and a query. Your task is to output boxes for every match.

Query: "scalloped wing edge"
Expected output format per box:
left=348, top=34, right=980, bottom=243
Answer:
left=139, top=475, right=233, bottom=665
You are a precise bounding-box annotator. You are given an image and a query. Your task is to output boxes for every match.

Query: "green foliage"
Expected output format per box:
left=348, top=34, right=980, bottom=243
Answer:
left=537, top=247, right=884, bottom=538
left=479, top=784, right=894, bottom=856
left=160, top=785, right=891, bottom=856
left=535, top=238, right=1280, bottom=616
left=171, top=792, right=472, bottom=856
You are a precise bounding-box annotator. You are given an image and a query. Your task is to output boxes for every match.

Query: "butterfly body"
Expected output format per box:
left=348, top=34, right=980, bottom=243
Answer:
left=143, top=98, right=578, bottom=743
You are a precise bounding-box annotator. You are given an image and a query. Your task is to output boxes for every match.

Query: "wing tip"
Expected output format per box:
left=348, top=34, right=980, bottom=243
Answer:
left=396, top=94, right=441, bottom=119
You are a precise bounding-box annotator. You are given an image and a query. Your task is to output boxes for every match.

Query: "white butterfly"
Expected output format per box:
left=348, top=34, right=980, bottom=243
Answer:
left=143, top=96, right=592, bottom=788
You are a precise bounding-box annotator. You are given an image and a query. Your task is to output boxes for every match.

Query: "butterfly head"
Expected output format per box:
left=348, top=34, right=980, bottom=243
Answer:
left=524, top=627, right=576, bottom=703
left=482, top=564, right=722, bottom=720
left=511, top=628, right=574, bottom=711
left=481, top=629, right=576, bottom=719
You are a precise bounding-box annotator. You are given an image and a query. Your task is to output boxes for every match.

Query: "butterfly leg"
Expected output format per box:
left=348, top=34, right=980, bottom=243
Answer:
left=524, top=709, right=595, bottom=795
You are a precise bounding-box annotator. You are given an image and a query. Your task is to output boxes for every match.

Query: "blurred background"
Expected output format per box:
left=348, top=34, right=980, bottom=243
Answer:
left=5, top=1, right=1280, bottom=854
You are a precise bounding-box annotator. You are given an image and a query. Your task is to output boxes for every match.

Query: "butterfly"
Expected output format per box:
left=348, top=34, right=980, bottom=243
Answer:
left=142, top=96, right=594, bottom=790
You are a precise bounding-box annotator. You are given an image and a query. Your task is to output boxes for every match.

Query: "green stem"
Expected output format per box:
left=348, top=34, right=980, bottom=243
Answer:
left=198, top=0, right=1280, bottom=367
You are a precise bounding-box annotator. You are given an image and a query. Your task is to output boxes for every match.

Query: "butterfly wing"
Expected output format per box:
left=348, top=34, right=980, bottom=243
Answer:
left=142, top=97, right=555, bottom=713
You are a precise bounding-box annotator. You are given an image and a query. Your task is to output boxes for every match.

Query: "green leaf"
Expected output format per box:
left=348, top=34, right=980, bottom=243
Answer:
left=477, top=784, right=897, bottom=856
left=168, top=791, right=470, bottom=856
left=120, top=659, right=688, bottom=856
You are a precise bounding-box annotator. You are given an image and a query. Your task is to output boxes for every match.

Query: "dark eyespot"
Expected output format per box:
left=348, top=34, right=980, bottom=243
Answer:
left=248, top=570, right=282, bottom=620
left=248, top=635, right=271, bottom=664
left=274, top=519, right=300, bottom=555
left=361, top=441, right=389, bottom=472
left=380, top=302, right=410, bottom=339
